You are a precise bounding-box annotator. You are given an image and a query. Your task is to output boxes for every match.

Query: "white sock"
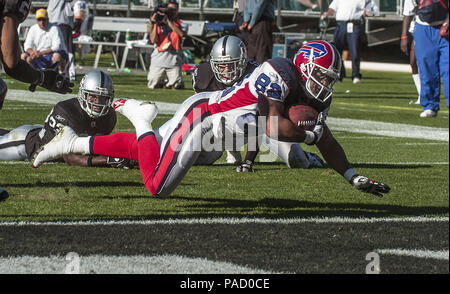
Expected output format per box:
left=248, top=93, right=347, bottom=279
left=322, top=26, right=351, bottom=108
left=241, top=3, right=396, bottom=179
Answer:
left=71, top=136, right=91, bottom=155
left=134, top=123, right=153, bottom=139
left=412, top=74, right=421, bottom=98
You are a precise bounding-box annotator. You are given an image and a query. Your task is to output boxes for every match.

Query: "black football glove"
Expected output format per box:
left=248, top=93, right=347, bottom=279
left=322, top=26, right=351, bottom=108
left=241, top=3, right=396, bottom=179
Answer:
left=106, top=157, right=138, bottom=169
left=39, top=69, right=74, bottom=94
left=350, top=175, right=391, bottom=198
left=235, top=160, right=255, bottom=172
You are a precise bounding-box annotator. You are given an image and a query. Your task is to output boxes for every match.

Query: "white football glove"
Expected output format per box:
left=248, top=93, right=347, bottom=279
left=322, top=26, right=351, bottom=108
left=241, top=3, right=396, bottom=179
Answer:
left=350, top=175, right=391, bottom=198
left=304, top=110, right=327, bottom=145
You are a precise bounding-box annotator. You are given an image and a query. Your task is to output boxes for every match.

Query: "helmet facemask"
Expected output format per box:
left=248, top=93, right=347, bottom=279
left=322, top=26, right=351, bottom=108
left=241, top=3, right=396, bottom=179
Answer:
left=79, top=90, right=113, bottom=118
left=209, top=35, right=248, bottom=86
left=301, top=60, right=339, bottom=103
left=210, top=57, right=246, bottom=86
left=78, top=70, right=114, bottom=118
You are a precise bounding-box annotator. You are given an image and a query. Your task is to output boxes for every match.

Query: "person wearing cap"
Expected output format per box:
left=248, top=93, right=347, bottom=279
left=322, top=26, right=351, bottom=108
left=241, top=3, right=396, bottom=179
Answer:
left=21, top=8, right=68, bottom=74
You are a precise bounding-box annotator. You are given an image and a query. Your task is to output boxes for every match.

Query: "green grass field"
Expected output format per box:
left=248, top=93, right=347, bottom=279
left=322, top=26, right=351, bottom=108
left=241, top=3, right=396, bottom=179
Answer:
left=0, top=66, right=448, bottom=222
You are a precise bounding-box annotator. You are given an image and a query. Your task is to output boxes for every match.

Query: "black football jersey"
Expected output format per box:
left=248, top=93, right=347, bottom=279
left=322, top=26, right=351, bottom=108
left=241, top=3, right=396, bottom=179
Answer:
left=0, top=0, right=31, bottom=23
left=192, top=60, right=259, bottom=93
left=25, top=98, right=116, bottom=159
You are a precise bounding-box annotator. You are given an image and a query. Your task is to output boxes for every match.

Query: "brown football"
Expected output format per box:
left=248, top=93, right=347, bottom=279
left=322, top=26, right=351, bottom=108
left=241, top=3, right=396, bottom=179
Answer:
left=285, top=104, right=319, bottom=131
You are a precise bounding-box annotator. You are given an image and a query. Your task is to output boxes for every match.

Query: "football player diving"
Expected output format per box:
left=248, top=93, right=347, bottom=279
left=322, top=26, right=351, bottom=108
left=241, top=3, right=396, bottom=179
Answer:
left=0, top=70, right=135, bottom=169
left=1, top=0, right=73, bottom=198
left=193, top=35, right=324, bottom=172
left=31, top=40, right=390, bottom=198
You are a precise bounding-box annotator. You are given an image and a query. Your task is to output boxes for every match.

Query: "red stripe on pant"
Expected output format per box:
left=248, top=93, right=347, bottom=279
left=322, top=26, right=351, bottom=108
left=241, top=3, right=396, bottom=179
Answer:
left=93, top=132, right=139, bottom=160
left=152, top=101, right=209, bottom=195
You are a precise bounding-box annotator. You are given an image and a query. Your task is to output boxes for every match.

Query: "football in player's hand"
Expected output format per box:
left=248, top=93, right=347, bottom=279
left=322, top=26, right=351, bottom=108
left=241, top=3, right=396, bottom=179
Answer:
left=285, top=104, right=319, bottom=131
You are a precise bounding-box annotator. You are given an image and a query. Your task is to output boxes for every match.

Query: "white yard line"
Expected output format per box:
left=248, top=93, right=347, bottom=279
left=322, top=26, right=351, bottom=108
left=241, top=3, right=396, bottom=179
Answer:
left=0, top=254, right=279, bottom=274
left=377, top=249, right=449, bottom=261
left=0, top=216, right=447, bottom=226
left=6, top=90, right=449, bottom=141
left=2, top=161, right=448, bottom=165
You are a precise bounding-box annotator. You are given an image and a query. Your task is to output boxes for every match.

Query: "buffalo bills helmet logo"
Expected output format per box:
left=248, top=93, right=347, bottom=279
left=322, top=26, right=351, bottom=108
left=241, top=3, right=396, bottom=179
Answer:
left=298, top=42, right=328, bottom=61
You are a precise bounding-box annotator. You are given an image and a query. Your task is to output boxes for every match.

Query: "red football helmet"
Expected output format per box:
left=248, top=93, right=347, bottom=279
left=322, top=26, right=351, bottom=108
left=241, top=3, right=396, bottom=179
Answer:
left=293, top=40, right=341, bottom=103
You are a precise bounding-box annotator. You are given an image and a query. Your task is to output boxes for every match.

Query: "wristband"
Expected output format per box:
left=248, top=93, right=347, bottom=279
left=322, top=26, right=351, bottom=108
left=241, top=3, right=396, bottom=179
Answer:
left=400, top=35, right=408, bottom=39
left=304, top=131, right=316, bottom=145
left=343, top=168, right=358, bottom=183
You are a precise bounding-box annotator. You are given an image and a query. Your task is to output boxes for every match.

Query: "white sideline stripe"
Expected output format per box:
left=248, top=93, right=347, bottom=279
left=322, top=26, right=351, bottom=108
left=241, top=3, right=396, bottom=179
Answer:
left=7, top=90, right=449, bottom=141
left=2, top=161, right=448, bottom=165
left=343, top=60, right=411, bottom=73
left=377, top=249, right=449, bottom=261
left=327, top=117, right=448, bottom=142
left=0, top=254, right=279, bottom=274
left=0, top=216, right=447, bottom=226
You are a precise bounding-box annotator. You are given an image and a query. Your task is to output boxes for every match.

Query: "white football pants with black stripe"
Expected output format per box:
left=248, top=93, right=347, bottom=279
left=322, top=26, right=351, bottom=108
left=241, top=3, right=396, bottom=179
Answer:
left=0, top=125, right=43, bottom=160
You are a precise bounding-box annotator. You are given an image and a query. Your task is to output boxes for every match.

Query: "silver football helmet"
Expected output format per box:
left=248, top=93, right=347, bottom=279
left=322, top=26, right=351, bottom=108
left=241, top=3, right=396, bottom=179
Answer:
left=210, top=35, right=247, bottom=86
left=78, top=70, right=114, bottom=118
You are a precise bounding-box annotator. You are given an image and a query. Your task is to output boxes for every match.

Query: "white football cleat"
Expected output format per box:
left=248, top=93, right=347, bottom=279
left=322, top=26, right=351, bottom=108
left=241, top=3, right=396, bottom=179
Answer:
left=31, top=126, right=78, bottom=168
left=304, top=151, right=325, bottom=168
left=226, top=150, right=242, bottom=164
left=113, top=98, right=158, bottom=127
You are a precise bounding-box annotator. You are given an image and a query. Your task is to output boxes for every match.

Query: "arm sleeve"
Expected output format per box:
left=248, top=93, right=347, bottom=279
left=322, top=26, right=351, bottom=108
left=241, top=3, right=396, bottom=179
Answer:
left=328, top=0, right=337, bottom=11
left=23, top=25, right=34, bottom=51
left=50, top=25, right=62, bottom=52
left=402, top=0, right=417, bottom=16
left=248, top=0, right=266, bottom=28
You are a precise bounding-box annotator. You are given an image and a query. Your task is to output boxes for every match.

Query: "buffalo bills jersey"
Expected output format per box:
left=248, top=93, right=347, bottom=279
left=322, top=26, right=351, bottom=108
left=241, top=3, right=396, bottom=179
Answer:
left=25, top=98, right=116, bottom=159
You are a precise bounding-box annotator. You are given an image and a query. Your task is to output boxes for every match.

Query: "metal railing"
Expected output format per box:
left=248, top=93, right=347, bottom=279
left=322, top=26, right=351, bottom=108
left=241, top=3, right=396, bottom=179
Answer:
left=31, top=0, right=403, bottom=14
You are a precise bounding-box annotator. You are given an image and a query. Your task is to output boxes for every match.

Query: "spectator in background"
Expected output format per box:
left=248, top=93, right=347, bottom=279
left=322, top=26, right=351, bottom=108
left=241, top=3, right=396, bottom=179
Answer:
left=401, top=0, right=449, bottom=118
left=401, top=18, right=421, bottom=105
left=47, top=0, right=76, bottom=81
left=239, top=0, right=275, bottom=64
left=72, top=0, right=94, bottom=65
left=147, top=0, right=186, bottom=90
left=21, top=8, right=68, bottom=73
left=321, top=0, right=379, bottom=84
left=233, top=0, right=249, bottom=45
left=296, top=0, right=324, bottom=11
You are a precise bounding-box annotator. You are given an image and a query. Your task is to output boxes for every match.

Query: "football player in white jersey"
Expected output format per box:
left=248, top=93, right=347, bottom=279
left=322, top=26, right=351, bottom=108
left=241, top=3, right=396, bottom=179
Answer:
left=31, top=40, right=390, bottom=198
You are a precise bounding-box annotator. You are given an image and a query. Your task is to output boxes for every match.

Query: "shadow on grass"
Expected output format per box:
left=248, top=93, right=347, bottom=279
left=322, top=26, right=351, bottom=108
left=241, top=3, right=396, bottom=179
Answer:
left=0, top=181, right=142, bottom=188
left=158, top=195, right=449, bottom=218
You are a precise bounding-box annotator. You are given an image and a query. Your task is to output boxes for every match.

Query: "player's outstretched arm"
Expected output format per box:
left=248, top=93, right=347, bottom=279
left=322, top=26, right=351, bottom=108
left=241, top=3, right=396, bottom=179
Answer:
left=63, top=154, right=137, bottom=169
left=316, top=126, right=390, bottom=198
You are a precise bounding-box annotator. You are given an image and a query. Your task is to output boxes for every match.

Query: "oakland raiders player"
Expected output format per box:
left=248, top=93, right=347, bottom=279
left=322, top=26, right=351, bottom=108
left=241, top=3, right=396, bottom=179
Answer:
left=32, top=40, right=390, bottom=198
left=0, top=70, right=134, bottom=169
left=1, top=0, right=73, bottom=198
left=192, top=35, right=324, bottom=172
left=192, top=35, right=258, bottom=167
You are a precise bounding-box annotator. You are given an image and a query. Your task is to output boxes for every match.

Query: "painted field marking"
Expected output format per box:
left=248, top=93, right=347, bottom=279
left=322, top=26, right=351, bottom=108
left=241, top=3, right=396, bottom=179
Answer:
left=0, top=254, right=280, bottom=274
left=0, top=216, right=447, bottom=226
left=377, top=249, right=449, bottom=261
left=333, top=101, right=449, bottom=114
left=1, top=160, right=448, bottom=166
